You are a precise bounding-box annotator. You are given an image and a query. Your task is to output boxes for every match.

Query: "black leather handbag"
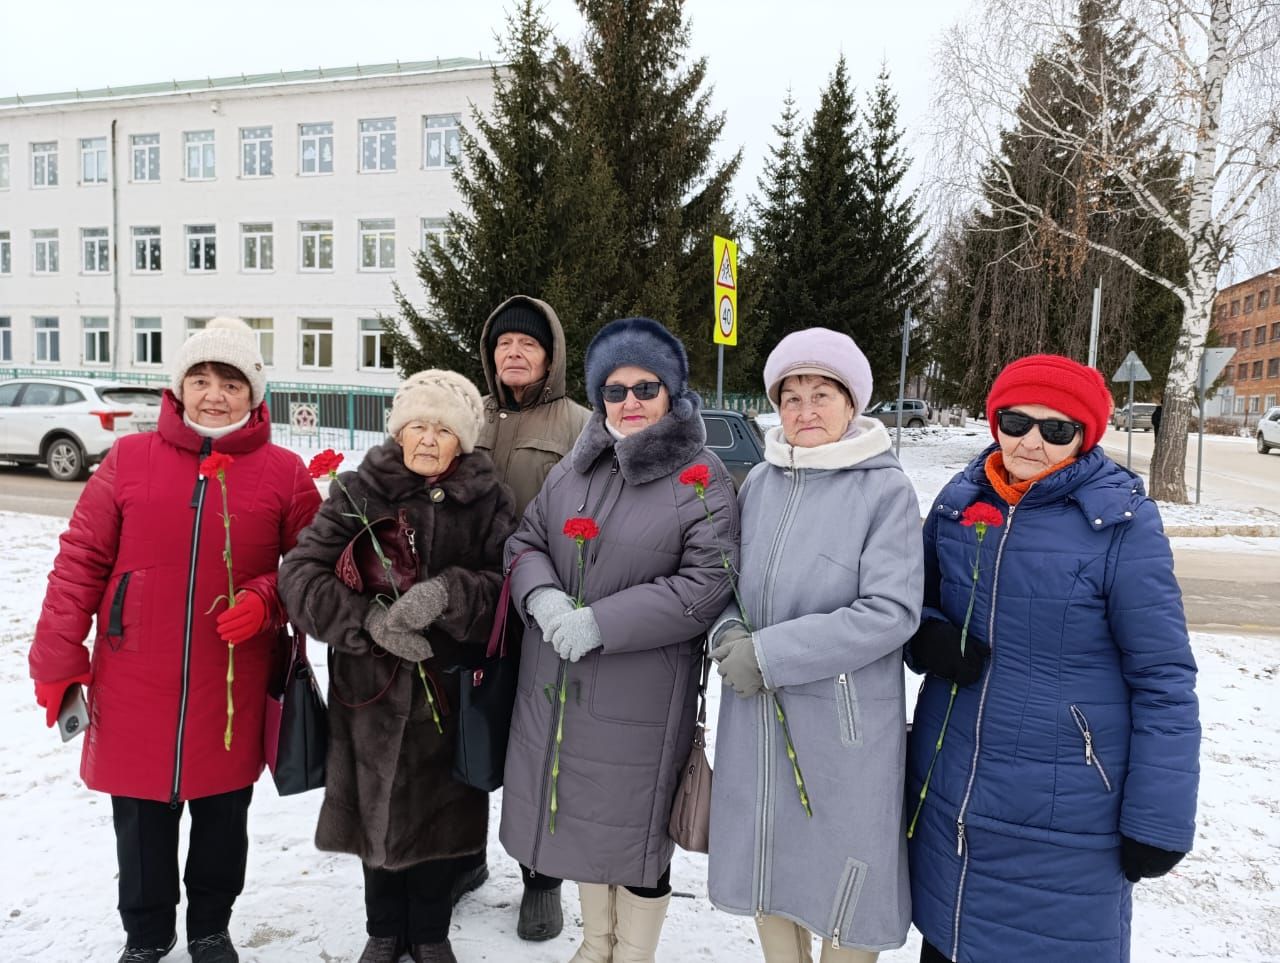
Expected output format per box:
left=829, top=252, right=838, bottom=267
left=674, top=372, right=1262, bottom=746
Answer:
left=263, top=627, right=328, bottom=795
left=450, top=551, right=531, bottom=792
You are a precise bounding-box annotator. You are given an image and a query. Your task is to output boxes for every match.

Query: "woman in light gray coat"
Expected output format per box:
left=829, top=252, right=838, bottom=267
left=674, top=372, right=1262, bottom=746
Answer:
left=707, top=327, right=923, bottom=963
left=499, top=317, right=738, bottom=963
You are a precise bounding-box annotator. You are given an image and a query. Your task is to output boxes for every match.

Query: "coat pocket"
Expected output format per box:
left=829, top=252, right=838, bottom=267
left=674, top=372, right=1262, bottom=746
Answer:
left=97, top=569, right=146, bottom=652
left=1069, top=704, right=1113, bottom=792
left=825, top=856, right=870, bottom=950
left=835, top=673, right=863, bottom=748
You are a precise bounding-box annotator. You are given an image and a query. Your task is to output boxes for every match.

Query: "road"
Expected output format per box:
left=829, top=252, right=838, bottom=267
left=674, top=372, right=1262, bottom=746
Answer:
left=1, top=451, right=1274, bottom=631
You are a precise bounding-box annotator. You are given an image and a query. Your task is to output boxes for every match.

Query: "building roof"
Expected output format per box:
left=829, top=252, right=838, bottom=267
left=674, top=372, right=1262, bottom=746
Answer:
left=0, top=58, right=492, bottom=110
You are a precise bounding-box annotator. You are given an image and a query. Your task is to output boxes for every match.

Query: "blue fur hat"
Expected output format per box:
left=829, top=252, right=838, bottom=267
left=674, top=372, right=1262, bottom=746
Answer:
left=584, top=317, right=697, bottom=419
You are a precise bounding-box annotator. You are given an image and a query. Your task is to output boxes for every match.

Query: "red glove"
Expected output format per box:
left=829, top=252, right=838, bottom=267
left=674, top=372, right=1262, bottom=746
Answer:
left=34, top=674, right=93, bottom=728
left=216, top=590, right=270, bottom=645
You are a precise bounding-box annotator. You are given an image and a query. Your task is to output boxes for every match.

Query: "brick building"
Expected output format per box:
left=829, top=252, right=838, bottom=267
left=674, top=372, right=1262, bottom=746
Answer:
left=1211, top=267, right=1280, bottom=421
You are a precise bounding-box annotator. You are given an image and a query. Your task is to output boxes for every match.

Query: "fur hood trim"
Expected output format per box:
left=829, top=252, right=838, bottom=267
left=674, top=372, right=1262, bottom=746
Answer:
left=570, top=395, right=707, bottom=485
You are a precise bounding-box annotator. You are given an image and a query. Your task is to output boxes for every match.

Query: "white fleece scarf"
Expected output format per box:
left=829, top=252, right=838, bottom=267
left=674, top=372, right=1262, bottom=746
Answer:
left=764, top=416, right=892, bottom=470
left=184, top=411, right=251, bottom=439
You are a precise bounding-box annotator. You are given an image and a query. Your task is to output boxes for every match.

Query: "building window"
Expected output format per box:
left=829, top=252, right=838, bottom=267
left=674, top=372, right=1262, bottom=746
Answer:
left=134, top=317, right=163, bottom=365
left=300, top=221, right=333, bottom=271
left=131, top=134, right=160, bottom=181
left=32, top=141, right=58, bottom=187
left=1230, top=300, right=1240, bottom=316
left=359, top=219, right=396, bottom=270
left=359, top=118, right=396, bottom=172
left=300, top=122, right=333, bottom=175
left=1237, top=363, right=1249, bottom=380
left=1266, top=393, right=1278, bottom=410
left=184, top=130, right=215, bottom=180
left=1244, top=294, right=1255, bottom=314
left=1261, top=289, right=1272, bottom=310
left=1271, top=322, right=1280, bottom=342
left=1249, top=395, right=1261, bottom=413
left=0, top=231, right=9, bottom=274
left=360, top=318, right=394, bottom=370
left=244, top=318, right=274, bottom=366
left=83, top=316, right=110, bottom=365
left=1234, top=396, right=1246, bottom=414
left=421, top=217, right=448, bottom=251
left=1242, top=329, right=1252, bottom=348
left=133, top=226, right=162, bottom=272
left=423, top=114, right=461, bottom=170
left=1268, top=358, right=1280, bottom=379
left=1252, top=360, right=1264, bottom=379
left=0, top=144, right=8, bottom=189
left=1275, top=285, right=1280, bottom=307
left=241, top=223, right=273, bottom=271
left=82, top=227, right=110, bottom=273
left=1256, top=325, right=1267, bottom=345
left=186, top=225, right=217, bottom=272
left=1227, top=332, right=1238, bottom=347
left=81, top=137, right=108, bottom=184
left=240, top=127, right=273, bottom=177
left=33, top=229, right=59, bottom=273
left=0, top=317, right=10, bottom=361
left=299, top=318, right=333, bottom=369
left=34, top=316, right=60, bottom=363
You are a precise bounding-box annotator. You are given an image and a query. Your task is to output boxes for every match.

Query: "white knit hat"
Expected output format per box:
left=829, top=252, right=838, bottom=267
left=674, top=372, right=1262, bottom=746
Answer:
left=171, top=317, right=267, bottom=407
left=387, top=370, right=485, bottom=453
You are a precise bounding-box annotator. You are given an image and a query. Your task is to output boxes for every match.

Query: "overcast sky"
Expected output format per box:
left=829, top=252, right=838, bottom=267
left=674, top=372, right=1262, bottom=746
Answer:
left=0, top=0, right=969, bottom=222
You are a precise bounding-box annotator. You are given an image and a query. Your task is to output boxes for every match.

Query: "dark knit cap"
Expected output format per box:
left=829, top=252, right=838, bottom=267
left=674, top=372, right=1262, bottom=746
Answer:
left=584, top=317, right=697, bottom=420
left=487, top=301, right=553, bottom=357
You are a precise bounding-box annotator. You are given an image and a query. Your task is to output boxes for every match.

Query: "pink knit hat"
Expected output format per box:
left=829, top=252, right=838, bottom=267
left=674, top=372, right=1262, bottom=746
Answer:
left=763, top=327, right=873, bottom=416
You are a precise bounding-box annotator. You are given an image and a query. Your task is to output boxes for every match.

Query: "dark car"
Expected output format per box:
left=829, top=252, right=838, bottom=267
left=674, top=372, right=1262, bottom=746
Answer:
left=701, top=409, right=764, bottom=489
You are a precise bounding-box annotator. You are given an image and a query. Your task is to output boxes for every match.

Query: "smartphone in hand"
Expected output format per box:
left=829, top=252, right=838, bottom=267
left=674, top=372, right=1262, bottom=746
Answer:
left=57, top=685, right=89, bottom=742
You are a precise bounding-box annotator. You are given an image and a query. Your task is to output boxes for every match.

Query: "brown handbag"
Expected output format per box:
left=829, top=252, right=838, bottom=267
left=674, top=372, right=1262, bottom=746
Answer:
left=669, top=646, right=713, bottom=853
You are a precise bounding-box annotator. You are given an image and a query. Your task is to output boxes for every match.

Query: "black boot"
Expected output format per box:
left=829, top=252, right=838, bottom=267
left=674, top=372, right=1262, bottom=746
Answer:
left=449, top=859, right=489, bottom=906
left=188, top=931, right=239, bottom=963
left=358, top=935, right=405, bottom=963
left=410, top=940, right=458, bottom=963
left=517, top=884, right=564, bottom=941
left=117, top=933, right=176, bottom=963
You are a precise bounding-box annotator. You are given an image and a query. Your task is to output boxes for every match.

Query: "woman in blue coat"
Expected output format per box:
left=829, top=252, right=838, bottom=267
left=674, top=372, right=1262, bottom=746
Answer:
left=906, top=355, right=1200, bottom=963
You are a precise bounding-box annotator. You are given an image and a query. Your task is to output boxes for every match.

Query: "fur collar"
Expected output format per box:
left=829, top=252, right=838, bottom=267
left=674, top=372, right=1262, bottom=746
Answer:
left=764, top=417, right=891, bottom=470
left=571, top=398, right=707, bottom=486
left=351, top=440, right=501, bottom=506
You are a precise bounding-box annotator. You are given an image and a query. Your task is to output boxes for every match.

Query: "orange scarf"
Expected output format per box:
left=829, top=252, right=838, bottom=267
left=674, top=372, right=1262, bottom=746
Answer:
left=983, top=450, right=1077, bottom=506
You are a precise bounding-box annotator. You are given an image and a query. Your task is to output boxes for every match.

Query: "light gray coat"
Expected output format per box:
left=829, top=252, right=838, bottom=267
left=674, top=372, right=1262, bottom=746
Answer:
left=499, top=401, right=739, bottom=888
left=707, top=419, right=923, bottom=952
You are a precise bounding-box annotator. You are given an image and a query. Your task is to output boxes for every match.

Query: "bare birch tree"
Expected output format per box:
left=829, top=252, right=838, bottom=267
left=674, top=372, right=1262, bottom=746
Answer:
left=932, top=0, right=1280, bottom=501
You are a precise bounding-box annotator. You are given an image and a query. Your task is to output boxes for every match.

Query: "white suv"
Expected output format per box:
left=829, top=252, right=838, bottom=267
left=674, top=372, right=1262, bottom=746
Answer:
left=1258, top=406, right=1280, bottom=455
left=0, top=377, right=163, bottom=480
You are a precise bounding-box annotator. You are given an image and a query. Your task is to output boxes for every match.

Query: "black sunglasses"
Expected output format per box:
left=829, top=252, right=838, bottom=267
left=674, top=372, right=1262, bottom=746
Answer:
left=601, top=381, right=663, bottom=403
left=996, top=409, right=1083, bottom=446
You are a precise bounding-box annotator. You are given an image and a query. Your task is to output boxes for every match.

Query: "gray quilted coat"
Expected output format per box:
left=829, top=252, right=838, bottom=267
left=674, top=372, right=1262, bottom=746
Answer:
left=499, top=401, right=739, bottom=888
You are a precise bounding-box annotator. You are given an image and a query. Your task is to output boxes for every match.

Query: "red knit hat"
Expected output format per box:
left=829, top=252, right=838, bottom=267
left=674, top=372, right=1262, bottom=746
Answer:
left=985, top=354, right=1113, bottom=451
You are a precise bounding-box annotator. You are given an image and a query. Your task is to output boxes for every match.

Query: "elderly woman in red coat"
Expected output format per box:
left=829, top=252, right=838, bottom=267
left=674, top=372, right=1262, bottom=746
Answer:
left=28, top=318, right=320, bottom=963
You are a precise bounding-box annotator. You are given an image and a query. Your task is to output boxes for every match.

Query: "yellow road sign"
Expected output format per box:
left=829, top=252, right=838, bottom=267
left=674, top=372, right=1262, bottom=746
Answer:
left=713, top=235, right=738, bottom=346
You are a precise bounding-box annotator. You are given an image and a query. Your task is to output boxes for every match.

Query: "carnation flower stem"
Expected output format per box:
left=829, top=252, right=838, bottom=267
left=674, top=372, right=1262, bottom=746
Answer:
left=416, top=663, right=444, bottom=734
left=549, top=662, right=568, bottom=834
left=214, top=471, right=236, bottom=752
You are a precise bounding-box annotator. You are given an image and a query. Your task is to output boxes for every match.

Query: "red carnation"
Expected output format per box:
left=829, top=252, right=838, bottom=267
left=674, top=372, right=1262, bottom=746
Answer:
left=961, top=502, right=1005, bottom=530
left=563, top=517, right=600, bottom=543
left=679, top=464, right=712, bottom=489
left=307, top=448, right=345, bottom=479
left=199, top=452, right=235, bottom=479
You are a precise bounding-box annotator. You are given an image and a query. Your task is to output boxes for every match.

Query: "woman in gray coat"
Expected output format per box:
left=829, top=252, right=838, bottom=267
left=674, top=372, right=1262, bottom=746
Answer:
left=707, top=327, right=923, bottom=962
left=499, top=317, right=738, bottom=963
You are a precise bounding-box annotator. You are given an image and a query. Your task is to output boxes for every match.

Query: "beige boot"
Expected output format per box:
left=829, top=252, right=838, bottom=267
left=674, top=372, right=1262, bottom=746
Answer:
left=755, top=914, right=814, bottom=963
left=611, top=887, right=671, bottom=963
left=570, top=882, right=616, bottom=963
left=817, top=940, right=878, bottom=963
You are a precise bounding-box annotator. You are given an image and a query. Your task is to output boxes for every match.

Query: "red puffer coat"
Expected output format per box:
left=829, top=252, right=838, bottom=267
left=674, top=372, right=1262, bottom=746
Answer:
left=29, top=393, right=321, bottom=802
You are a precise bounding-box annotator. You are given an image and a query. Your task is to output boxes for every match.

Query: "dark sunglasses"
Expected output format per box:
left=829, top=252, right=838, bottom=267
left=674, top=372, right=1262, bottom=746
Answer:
left=601, top=381, right=663, bottom=403
left=996, top=409, right=1083, bottom=445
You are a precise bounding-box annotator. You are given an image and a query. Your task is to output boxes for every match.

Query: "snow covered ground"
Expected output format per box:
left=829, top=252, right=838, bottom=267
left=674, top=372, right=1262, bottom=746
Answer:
left=2, top=427, right=1277, bottom=961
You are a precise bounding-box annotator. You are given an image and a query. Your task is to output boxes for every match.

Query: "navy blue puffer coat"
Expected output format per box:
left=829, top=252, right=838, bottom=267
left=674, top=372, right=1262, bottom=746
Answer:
left=907, top=444, right=1199, bottom=962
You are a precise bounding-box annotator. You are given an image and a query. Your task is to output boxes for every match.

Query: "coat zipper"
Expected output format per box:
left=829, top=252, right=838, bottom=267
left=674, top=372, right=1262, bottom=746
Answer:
left=1069, top=704, right=1113, bottom=791
left=830, top=861, right=862, bottom=949
left=836, top=673, right=858, bottom=744
left=951, top=498, right=1018, bottom=959
left=172, top=436, right=212, bottom=807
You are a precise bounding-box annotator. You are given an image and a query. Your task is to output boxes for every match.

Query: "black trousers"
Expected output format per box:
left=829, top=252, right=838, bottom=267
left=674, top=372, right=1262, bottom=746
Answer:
left=112, top=786, right=253, bottom=947
left=920, top=937, right=951, bottom=962
left=364, top=857, right=466, bottom=946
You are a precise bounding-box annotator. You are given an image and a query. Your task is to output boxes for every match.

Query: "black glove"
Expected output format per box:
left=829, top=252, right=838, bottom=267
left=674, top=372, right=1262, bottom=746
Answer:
left=908, top=618, right=990, bottom=687
left=1121, top=835, right=1185, bottom=883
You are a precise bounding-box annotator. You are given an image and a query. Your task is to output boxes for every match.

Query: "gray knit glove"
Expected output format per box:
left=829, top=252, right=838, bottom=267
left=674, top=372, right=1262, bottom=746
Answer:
left=387, top=576, right=449, bottom=633
left=710, top=627, right=764, bottom=698
left=546, top=606, right=603, bottom=662
left=526, top=587, right=577, bottom=635
left=364, top=603, right=433, bottom=662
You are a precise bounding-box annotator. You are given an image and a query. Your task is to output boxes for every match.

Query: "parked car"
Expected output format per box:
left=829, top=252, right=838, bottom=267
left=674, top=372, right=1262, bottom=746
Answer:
left=701, top=408, right=765, bottom=489
left=1258, top=406, right=1280, bottom=455
left=0, top=377, right=163, bottom=480
left=1113, top=402, right=1158, bottom=432
left=865, top=398, right=931, bottom=429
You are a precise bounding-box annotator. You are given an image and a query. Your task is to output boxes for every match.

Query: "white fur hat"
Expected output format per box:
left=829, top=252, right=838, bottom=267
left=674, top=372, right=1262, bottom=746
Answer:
left=171, top=317, right=267, bottom=407
left=387, top=370, right=485, bottom=453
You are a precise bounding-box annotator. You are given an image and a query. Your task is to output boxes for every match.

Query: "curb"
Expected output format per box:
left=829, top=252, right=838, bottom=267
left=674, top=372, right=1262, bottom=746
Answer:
left=1164, top=523, right=1280, bottom=538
